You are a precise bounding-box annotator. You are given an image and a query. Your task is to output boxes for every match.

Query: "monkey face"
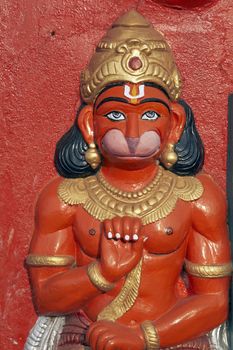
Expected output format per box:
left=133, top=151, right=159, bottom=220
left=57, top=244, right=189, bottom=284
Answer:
left=93, top=83, right=172, bottom=168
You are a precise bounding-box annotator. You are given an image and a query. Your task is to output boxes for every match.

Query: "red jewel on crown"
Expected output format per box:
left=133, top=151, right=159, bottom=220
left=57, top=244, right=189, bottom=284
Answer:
left=128, top=56, right=143, bottom=71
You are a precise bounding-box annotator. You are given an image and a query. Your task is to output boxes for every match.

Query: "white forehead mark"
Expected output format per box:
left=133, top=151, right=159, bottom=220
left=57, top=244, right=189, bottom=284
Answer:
left=124, top=84, right=145, bottom=100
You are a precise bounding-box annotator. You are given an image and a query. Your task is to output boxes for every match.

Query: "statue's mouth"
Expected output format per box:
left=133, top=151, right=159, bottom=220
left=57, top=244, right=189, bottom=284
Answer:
left=101, top=129, right=161, bottom=159
left=104, top=148, right=160, bottom=159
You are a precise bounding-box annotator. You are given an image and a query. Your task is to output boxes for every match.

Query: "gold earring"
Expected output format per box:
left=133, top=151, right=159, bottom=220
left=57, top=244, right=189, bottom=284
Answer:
left=160, top=143, right=178, bottom=169
left=85, top=143, right=101, bottom=169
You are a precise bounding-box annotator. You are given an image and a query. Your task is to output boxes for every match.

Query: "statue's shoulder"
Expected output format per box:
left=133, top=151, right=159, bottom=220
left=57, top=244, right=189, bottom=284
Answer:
left=37, top=177, right=64, bottom=207
left=35, top=177, right=77, bottom=229
left=195, top=171, right=226, bottom=204
left=191, top=171, right=227, bottom=229
left=170, top=169, right=225, bottom=207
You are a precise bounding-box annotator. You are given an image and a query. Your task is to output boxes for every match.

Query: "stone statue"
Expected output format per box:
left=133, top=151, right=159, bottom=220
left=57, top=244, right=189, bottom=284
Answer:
left=25, top=10, right=232, bottom=350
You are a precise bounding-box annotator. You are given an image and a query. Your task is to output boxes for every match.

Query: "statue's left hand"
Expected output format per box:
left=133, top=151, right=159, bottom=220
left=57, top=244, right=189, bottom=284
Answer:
left=86, top=320, right=145, bottom=350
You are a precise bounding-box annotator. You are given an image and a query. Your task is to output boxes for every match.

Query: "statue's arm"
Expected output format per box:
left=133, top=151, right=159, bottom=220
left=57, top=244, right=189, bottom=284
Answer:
left=27, top=177, right=102, bottom=316
left=149, top=173, right=231, bottom=348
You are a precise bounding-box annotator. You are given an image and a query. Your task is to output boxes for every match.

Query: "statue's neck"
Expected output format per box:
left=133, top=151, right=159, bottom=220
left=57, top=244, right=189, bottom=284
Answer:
left=100, top=162, right=159, bottom=192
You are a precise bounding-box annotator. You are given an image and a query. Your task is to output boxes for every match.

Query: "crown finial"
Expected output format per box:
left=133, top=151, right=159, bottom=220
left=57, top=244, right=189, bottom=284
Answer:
left=112, top=10, right=151, bottom=28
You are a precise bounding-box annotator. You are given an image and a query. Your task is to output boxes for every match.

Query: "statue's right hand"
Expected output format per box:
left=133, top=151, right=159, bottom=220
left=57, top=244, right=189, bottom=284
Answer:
left=99, top=217, right=143, bottom=283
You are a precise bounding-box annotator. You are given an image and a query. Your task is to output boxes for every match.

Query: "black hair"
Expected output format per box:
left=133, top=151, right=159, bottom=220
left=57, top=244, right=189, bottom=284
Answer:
left=54, top=99, right=204, bottom=178
left=54, top=104, right=97, bottom=178
left=171, top=99, right=204, bottom=176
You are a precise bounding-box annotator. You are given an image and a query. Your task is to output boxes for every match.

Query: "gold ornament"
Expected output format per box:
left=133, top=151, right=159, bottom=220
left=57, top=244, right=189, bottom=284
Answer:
left=141, top=321, right=160, bottom=350
left=97, top=169, right=160, bottom=199
left=87, top=261, right=115, bottom=292
left=80, top=10, right=182, bottom=103
left=25, top=254, right=75, bottom=267
left=97, top=258, right=142, bottom=321
left=58, top=167, right=203, bottom=225
left=85, top=143, right=101, bottom=169
left=160, top=143, right=178, bottom=169
left=184, top=259, right=233, bottom=278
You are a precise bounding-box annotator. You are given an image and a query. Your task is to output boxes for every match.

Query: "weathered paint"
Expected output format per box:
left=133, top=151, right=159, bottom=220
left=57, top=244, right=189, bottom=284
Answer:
left=0, top=1, right=233, bottom=349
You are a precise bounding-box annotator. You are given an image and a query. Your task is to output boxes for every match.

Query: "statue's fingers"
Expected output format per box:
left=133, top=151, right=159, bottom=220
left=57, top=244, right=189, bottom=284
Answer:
left=91, top=329, right=109, bottom=350
left=122, top=216, right=131, bottom=241
left=88, top=325, right=107, bottom=350
left=103, top=219, right=114, bottom=239
left=132, top=218, right=142, bottom=241
left=96, top=332, right=115, bottom=350
left=103, top=336, right=118, bottom=350
left=86, top=322, right=101, bottom=344
left=112, top=216, right=122, bottom=240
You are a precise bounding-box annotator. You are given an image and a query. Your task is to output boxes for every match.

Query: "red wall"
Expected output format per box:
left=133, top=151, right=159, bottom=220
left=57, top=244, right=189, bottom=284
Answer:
left=1, top=1, right=232, bottom=349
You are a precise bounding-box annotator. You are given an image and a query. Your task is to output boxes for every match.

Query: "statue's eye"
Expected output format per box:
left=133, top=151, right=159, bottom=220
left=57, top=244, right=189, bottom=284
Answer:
left=141, top=111, right=160, bottom=120
left=105, top=111, right=126, bottom=121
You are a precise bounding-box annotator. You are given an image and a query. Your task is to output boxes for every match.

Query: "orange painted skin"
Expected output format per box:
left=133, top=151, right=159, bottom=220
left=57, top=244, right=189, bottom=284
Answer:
left=28, top=84, right=231, bottom=350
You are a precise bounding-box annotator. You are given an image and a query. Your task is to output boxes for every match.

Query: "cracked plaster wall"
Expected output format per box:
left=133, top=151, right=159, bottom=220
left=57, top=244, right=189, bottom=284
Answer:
left=0, top=0, right=233, bottom=349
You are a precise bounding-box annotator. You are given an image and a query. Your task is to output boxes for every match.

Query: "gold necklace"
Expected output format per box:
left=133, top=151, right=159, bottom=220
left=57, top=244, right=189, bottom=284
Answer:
left=97, top=168, right=163, bottom=199
left=58, top=167, right=203, bottom=225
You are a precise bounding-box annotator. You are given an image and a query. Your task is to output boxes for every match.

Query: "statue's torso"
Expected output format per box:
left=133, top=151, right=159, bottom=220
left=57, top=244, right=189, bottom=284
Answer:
left=26, top=169, right=230, bottom=350
left=72, top=199, right=191, bottom=323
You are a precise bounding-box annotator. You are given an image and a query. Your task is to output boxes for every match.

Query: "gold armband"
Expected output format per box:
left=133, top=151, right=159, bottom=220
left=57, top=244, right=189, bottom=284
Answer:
left=87, top=262, right=115, bottom=292
left=184, top=259, right=233, bottom=278
left=141, top=321, right=160, bottom=350
left=25, top=254, right=75, bottom=267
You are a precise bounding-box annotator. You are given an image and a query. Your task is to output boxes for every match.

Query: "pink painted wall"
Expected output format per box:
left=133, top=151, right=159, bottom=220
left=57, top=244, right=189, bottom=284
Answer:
left=0, top=0, right=232, bottom=348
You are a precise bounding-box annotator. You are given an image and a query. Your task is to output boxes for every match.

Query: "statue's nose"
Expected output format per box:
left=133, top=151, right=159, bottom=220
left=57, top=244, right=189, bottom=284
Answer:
left=126, top=137, right=140, bottom=154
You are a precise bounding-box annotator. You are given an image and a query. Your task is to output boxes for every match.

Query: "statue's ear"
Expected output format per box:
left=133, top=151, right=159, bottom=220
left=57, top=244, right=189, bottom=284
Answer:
left=77, top=105, right=94, bottom=144
left=168, top=102, right=186, bottom=144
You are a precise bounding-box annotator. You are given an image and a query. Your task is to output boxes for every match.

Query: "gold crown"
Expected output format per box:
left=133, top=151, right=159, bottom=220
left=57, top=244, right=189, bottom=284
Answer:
left=80, top=10, right=182, bottom=103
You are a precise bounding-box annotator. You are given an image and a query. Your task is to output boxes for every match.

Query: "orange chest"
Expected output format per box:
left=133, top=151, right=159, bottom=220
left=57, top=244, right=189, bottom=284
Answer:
left=142, top=201, right=191, bottom=254
left=72, top=200, right=191, bottom=258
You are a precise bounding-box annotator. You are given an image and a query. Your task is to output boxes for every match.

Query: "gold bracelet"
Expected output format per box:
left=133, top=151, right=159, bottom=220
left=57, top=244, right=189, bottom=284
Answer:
left=184, top=259, right=233, bottom=278
left=26, top=254, right=75, bottom=267
left=87, top=262, right=115, bottom=292
left=141, top=321, right=160, bottom=350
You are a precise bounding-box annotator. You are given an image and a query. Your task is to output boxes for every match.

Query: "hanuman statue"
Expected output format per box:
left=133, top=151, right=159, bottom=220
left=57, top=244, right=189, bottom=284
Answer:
left=25, top=10, right=232, bottom=350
